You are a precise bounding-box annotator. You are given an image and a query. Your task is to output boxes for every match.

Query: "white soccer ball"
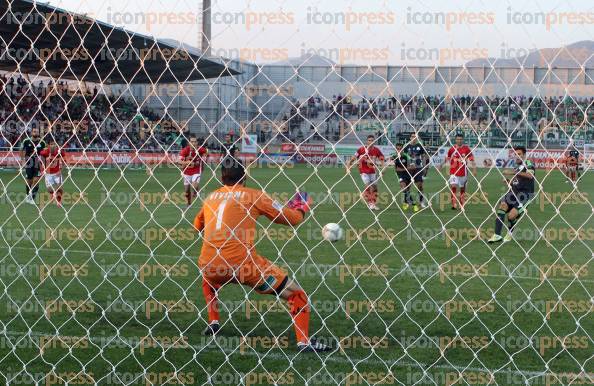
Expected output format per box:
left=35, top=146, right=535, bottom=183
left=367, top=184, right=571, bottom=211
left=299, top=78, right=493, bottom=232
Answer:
left=322, top=223, right=343, bottom=242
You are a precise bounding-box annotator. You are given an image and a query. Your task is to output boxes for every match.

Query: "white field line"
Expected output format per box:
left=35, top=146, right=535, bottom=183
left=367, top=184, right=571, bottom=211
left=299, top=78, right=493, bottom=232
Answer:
left=2, top=246, right=593, bottom=284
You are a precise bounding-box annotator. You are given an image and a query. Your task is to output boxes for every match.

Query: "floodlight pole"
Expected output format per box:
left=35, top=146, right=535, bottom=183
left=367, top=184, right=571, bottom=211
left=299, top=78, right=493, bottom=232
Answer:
left=202, top=0, right=211, bottom=56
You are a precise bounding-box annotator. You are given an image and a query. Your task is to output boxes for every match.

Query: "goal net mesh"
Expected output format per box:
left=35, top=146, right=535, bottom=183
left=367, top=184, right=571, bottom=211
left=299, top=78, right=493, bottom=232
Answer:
left=0, top=1, right=592, bottom=385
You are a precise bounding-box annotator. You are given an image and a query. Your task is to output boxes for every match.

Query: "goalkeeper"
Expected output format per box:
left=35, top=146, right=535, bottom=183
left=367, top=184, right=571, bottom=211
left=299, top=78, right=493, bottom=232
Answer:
left=193, top=158, right=330, bottom=352
left=488, top=146, right=536, bottom=243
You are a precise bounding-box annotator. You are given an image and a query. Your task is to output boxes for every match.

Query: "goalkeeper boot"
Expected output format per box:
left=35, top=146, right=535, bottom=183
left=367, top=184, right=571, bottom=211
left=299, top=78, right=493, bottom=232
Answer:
left=297, top=337, right=332, bottom=353
left=413, top=204, right=420, bottom=213
left=503, top=232, right=513, bottom=243
left=202, top=321, right=220, bottom=336
left=487, top=234, right=503, bottom=243
left=402, top=203, right=409, bottom=211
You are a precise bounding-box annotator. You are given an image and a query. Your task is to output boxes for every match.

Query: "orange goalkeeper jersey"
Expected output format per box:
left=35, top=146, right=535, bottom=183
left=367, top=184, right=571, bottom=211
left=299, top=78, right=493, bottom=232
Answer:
left=194, top=185, right=304, bottom=266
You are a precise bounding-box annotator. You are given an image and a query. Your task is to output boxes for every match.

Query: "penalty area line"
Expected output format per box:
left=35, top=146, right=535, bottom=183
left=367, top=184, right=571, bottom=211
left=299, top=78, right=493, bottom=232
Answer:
left=2, top=246, right=593, bottom=284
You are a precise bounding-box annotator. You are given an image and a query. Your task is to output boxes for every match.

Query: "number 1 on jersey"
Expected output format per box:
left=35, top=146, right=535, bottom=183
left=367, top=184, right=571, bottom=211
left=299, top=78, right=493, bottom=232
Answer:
left=215, top=199, right=228, bottom=230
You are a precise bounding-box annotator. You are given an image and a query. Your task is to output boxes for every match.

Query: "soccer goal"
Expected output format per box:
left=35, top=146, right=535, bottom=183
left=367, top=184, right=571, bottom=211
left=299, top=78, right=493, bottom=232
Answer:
left=0, top=1, right=593, bottom=386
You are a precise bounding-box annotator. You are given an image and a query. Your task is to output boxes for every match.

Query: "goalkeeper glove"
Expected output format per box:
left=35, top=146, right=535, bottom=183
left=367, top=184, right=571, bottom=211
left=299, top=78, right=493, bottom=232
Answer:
left=287, top=191, right=312, bottom=214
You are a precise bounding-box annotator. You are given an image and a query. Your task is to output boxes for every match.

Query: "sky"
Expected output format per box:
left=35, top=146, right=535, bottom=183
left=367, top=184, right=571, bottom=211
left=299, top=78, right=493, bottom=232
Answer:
left=42, top=0, right=594, bottom=65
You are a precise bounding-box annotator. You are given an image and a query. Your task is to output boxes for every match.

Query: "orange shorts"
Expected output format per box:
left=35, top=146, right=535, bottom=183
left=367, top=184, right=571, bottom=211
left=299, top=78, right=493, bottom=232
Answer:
left=200, top=254, right=288, bottom=295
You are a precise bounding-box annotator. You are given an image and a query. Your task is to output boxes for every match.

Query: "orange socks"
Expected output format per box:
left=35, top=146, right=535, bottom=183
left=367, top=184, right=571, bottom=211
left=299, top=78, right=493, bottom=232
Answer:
left=287, top=290, right=310, bottom=344
left=202, top=279, right=220, bottom=323
left=202, top=280, right=311, bottom=344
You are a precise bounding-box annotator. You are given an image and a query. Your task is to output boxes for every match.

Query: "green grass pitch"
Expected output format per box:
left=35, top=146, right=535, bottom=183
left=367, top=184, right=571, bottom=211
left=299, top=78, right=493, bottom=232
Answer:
left=0, top=163, right=592, bottom=385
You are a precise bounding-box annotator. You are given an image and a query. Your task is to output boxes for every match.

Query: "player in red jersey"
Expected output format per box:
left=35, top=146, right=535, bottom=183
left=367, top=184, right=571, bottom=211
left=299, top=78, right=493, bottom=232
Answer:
left=442, top=134, right=476, bottom=210
left=179, top=135, right=208, bottom=207
left=346, top=134, right=385, bottom=210
left=39, top=137, right=66, bottom=207
left=563, top=147, right=580, bottom=184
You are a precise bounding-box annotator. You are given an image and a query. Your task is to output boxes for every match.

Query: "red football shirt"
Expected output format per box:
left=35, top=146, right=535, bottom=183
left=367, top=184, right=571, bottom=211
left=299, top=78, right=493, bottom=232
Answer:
left=180, top=146, right=207, bottom=175
left=356, top=146, right=384, bottom=174
left=39, top=148, right=65, bottom=174
left=447, top=145, right=474, bottom=177
left=565, top=151, right=579, bottom=166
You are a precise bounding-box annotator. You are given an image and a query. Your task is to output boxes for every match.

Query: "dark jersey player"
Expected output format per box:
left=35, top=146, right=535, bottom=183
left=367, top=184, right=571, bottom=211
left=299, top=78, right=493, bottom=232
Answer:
left=20, top=128, right=46, bottom=205
left=221, top=134, right=238, bottom=159
left=392, top=143, right=417, bottom=210
left=488, top=146, right=536, bottom=243
left=403, top=133, right=429, bottom=210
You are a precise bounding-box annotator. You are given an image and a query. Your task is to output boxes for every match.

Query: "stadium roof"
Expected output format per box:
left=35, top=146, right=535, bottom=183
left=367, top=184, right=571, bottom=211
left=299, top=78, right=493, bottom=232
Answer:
left=0, top=0, right=239, bottom=84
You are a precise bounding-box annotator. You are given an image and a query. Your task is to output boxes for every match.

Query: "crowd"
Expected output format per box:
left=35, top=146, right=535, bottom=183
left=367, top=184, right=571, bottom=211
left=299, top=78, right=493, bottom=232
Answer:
left=287, top=94, right=593, bottom=126
left=0, top=75, right=187, bottom=152
left=1, top=74, right=592, bottom=151
left=276, top=93, right=594, bottom=145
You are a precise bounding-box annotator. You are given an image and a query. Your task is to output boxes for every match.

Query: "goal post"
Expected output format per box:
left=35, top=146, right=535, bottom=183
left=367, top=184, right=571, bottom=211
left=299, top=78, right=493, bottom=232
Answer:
left=583, top=143, right=594, bottom=172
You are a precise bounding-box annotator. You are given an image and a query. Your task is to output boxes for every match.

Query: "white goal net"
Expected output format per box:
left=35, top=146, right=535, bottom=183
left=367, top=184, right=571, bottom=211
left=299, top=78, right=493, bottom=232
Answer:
left=0, top=1, right=593, bottom=386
